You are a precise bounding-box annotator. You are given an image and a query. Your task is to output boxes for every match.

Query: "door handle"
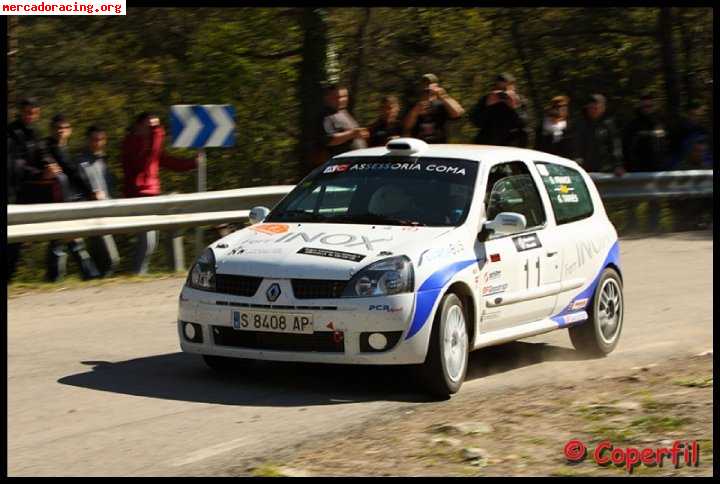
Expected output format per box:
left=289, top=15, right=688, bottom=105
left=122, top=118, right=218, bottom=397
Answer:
left=546, top=251, right=558, bottom=257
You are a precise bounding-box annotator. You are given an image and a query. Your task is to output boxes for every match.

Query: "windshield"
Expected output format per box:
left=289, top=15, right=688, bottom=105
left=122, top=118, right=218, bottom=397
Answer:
left=266, top=157, right=479, bottom=227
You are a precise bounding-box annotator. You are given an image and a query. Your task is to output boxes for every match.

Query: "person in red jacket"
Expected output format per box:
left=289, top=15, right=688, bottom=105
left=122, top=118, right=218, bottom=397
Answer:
left=121, top=112, right=198, bottom=274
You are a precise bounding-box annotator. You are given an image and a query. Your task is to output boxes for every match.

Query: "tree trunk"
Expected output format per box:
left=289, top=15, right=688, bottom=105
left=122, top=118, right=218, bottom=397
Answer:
left=658, top=7, right=681, bottom=122
left=296, top=8, right=329, bottom=177
left=7, top=16, right=19, bottom=113
left=677, top=8, right=696, bottom=108
left=508, top=10, right=543, bottom=134
left=348, top=7, right=372, bottom=114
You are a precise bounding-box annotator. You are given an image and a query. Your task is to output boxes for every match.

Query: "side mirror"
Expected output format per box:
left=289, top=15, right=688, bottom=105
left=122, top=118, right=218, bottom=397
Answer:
left=249, top=206, right=271, bottom=225
left=482, top=212, right=527, bottom=238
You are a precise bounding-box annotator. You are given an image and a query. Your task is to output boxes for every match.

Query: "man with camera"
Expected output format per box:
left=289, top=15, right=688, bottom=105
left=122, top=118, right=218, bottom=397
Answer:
left=470, top=73, right=530, bottom=148
left=403, top=73, right=465, bottom=144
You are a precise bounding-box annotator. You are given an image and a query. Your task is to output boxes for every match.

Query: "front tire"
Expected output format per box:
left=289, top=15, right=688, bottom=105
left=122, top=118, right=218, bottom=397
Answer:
left=569, top=268, right=624, bottom=356
left=416, top=293, right=469, bottom=398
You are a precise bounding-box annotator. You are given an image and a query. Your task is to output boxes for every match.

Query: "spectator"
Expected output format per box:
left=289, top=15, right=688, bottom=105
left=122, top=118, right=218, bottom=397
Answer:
left=121, top=112, right=198, bottom=275
left=535, top=95, right=576, bottom=158
left=403, top=73, right=464, bottom=144
left=368, top=95, right=402, bottom=147
left=76, top=126, right=120, bottom=277
left=7, top=98, right=43, bottom=282
left=574, top=94, right=623, bottom=174
left=44, top=114, right=100, bottom=282
left=668, top=100, right=713, bottom=170
left=320, top=84, right=369, bottom=158
left=622, top=94, right=669, bottom=172
left=470, top=73, right=529, bottom=147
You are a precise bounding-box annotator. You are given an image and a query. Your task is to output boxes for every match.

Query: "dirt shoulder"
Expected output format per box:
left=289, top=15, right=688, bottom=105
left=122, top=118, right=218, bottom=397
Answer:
left=235, top=352, right=713, bottom=477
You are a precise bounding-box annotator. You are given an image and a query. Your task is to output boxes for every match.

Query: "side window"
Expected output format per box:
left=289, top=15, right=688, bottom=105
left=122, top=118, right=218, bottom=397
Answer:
left=485, top=161, right=546, bottom=231
left=535, top=162, right=594, bottom=224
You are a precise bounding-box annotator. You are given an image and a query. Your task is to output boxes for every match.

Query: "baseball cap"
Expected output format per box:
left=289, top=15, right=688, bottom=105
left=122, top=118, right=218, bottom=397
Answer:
left=496, top=72, right=516, bottom=84
left=422, top=73, right=439, bottom=84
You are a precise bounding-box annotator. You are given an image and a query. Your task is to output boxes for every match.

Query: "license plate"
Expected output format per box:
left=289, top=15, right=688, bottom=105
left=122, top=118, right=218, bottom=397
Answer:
left=231, top=310, right=314, bottom=334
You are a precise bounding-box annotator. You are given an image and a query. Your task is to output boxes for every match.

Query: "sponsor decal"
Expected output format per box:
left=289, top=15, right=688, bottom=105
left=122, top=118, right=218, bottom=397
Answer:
left=322, top=161, right=470, bottom=176
left=484, top=270, right=502, bottom=282
left=274, top=231, right=393, bottom=251
left=419, top=242, right=466, bottom=267
left=571, top=298, right=589, bottom=310
left=481, top=311, right=502, bottom=321
left=323, top=163, right=351, bottom=174
left=251, top=223, right=289, bottom=235
left=490, top=253, right=501, bottom=262
left=557, top=193, right=580, bottom=203
left=216, top=243, right=229, bottom=249
left=536, top=164, right=550, bottom=176
left=230, top=247, right=283, bottom=256
left=513, top=233, right=542, bottom=252
left=554, top=184, right=574, bottom=194
left=551, top=175, right=572, bottom=184
left=563, top=311, right=588, bottom=325
left=482, top=283, right=508, bottom=296
left=297, top=247, right=366, bottom=263
left=368, top=304, right=403, bottom=312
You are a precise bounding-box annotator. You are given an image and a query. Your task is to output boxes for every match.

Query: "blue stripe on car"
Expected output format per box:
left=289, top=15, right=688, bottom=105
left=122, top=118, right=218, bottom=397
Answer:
left=405, top=259, right=477, bottom=340
left=551, top=240, right=621, bottom=328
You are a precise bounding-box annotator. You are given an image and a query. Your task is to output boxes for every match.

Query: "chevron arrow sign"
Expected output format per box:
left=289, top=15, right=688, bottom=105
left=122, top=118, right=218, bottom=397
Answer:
left=170, top=105, right=235, bottom=148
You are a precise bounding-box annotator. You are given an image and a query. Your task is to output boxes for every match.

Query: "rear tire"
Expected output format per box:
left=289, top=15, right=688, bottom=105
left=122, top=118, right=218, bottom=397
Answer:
left=416, top=293, right=469, bottom=398
left=202, top=354, right=249, bottom=373
left=569, top=268, right=624, bottom=357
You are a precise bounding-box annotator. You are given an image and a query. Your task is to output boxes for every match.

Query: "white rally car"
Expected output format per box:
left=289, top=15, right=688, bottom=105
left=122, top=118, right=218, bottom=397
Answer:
left=178, top=138, right=623, bottom=397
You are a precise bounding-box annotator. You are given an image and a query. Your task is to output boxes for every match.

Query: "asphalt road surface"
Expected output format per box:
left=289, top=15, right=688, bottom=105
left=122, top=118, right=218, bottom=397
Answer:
left=7, top=230, right=713, bottom=476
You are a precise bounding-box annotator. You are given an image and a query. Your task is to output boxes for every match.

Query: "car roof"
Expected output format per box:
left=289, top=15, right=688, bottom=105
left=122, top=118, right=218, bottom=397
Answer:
left=333, top=143, right=577, bottom=166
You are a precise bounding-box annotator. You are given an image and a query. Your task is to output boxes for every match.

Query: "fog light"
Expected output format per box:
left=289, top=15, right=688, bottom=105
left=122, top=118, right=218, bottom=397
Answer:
left=182, top=322, right=203, bottom=343
left=368, top=333, right=387, bottom=351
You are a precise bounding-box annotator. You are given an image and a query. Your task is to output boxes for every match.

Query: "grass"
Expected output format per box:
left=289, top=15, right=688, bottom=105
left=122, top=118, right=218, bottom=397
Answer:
left=628, top=416, right=692, bottom=433
left=8, top=271, right=185, bottom=297
left=250, top=464, right=289, bottom=477
left=673, top=376, right=713, bottom=388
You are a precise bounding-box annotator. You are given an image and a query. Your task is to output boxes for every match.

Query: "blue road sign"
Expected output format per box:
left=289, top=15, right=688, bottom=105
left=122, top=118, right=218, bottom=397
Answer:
left=170, top=105, right=235, bottom=148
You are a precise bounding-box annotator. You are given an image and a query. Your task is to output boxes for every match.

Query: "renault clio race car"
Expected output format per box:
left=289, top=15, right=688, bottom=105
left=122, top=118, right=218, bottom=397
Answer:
left=178, top=138, right=624, bottom=397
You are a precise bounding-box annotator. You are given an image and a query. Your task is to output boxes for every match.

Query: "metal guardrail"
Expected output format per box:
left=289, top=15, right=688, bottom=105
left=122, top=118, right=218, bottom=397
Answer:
left=6, top=171, right=713, bottom=244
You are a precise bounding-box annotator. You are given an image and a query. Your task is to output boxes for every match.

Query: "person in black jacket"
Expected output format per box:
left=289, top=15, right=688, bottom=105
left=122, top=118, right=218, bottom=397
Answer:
left=470, top=73, right=529, bottom=147
left=622, top=94, right=669, bottom=172
left=368, top=95, right=402, bottom=147
left=7, top=98, right=43, bottom=282
left=535, top=95, right=576, bottom=159
left=574, top=94, right=623, bottom=174
left=43, top=114, right=100, bottom=282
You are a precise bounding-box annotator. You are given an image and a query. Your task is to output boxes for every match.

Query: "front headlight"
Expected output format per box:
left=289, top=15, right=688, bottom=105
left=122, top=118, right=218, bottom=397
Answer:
left=342, top=256, right=414, bottom=297
left=187, top=248, right=216, bottom=291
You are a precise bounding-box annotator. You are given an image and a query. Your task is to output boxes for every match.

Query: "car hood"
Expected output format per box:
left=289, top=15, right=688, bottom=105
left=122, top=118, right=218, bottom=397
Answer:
left=211, top=222, right=455, bottom=280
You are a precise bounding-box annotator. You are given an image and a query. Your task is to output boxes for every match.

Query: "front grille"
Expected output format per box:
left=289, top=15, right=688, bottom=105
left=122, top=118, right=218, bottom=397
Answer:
left=215, top=274, right=263, bottom=297
left=291, top=279, right=347, bottom=299
left=212, top=326, right=345, bottom=353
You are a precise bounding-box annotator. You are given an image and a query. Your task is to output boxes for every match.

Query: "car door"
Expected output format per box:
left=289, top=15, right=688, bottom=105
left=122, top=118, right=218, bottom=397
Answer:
left=478, top=161, right=561, bottom=331
left=533, top=161, right=611, bottom=316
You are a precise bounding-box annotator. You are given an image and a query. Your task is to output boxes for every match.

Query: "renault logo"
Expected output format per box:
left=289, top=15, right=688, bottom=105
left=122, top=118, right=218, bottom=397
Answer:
left=266, top=283, right=281, bottom=302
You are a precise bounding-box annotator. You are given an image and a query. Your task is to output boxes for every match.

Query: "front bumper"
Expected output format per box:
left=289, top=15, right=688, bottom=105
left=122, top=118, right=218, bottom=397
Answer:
left=177, top=284, right=432, bottom=365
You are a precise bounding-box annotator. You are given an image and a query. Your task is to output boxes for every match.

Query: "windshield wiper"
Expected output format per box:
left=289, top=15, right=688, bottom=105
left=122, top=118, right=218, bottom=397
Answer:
left=326, top=212, right=426, bottom=226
